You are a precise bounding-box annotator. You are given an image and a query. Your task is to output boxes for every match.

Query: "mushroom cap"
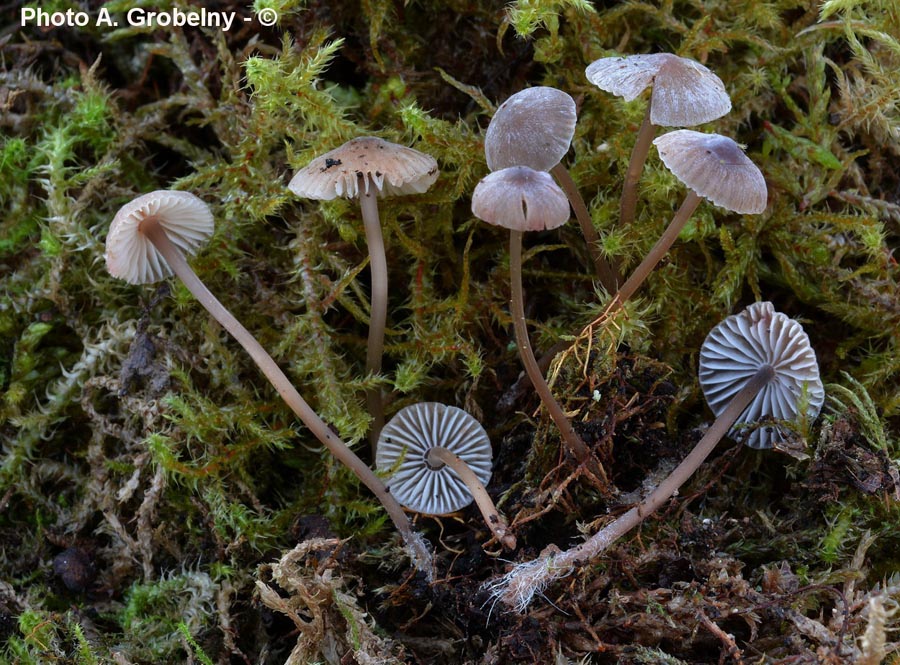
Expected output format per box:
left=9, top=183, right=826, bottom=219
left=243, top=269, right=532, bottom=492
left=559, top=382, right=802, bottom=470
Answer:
left=376, top=402, right=493, bottom=515
left=287, top=137, right=439, bottom=200
left=105, top=190, right=214, bottom=285
left=471, top=166, right=570, bottom=232
left=484, top=86, right=577, bottom=172
left=653, top=130, right=768, bottom=214
left=585, top=53, right=731, bottom=126
left=699, top=302, right=825, bottom=449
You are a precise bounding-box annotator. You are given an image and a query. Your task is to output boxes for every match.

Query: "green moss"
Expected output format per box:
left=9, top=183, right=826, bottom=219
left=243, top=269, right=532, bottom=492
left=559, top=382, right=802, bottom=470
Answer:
left=121, top=571, right=216, bottom=660
left=2, top=0, right=900, bottom=660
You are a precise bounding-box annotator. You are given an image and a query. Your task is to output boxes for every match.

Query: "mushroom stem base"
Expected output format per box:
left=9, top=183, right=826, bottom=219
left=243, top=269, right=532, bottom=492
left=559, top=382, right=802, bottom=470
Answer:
left=493, top=363, right=774, bottom=611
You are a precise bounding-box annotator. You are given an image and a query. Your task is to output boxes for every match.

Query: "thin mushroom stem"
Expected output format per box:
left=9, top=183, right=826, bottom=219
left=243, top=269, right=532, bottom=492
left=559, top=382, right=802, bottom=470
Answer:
left=493, top=363, right=774, bottom=611
left=614, top=190, right=702, bottom=305
left=552, top=363, right=774, bottom=566
left=618, top=104, right=655, bottom=232
left=141, top=221, right=432, bottom=578
left=509, top=230, right=603, bottom=478
left=549, top=163, right=618, bottom=292
left=359, top=184, right=388, bottom=452
left=426, top=446, right=516, bottom=550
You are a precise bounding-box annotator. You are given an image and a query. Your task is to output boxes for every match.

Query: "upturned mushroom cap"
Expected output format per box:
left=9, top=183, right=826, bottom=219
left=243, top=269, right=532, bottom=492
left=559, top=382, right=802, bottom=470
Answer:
left=653, top=130, right=768, bottom=214
left=376, top=403, right=493, bottom=515
left=105, top=190, right=214, bottom=285
left=484, top=86, right=577, bottom=172
left=585, top=53, right=731, bottom=127
left=288, top=137, right=439, bottom=200
left=471, top=166, right=570, bottom=232
left=699, top=302, right=825, bottom=449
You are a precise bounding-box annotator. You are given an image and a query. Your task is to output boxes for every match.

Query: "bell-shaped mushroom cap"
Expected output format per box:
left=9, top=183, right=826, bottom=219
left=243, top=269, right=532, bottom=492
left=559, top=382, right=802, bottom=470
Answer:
left=471, top=166, right=570, bottom=232
left=484, top=86, right=577, bottom=172
left=653, top=130, right=768, bottom=214
left=585, top=53, right=731, bottom=127
left=376, top=403, right=493, bottom=515
left=287, top=137, right=439, bottom=201
left=105, top=190, right=214, bottom=285
left=699, top=302, right=825, bottom=449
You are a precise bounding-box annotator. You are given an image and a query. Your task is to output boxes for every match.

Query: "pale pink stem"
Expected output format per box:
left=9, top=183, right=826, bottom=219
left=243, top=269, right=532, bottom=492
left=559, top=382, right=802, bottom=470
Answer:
left=619, top=104, right=655, bottom=231
left=359, top=188, right=387, bottom=453
left=549, top=163, right=618, bottom=292
left=614, top=190, right=702, bottom=305
left=509, top=230, right=605, bottom=483
left=143, top=221, right=432, bottom=577
left=427, top=447, right=516, bottom=550
left=496, top=364, right=774, bottom=610
left=551, top=364, right=773, bottom=569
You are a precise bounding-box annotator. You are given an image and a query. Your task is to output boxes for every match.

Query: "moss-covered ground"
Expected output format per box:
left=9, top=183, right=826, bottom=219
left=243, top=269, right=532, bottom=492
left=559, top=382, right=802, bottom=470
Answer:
left=2, top=0, right=900, bottom=662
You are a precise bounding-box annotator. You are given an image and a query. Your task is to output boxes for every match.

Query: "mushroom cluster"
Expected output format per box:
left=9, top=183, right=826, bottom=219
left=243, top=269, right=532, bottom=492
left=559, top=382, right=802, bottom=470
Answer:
left=485, top=86, right=617, bottom=289
left=98, top=42, right=830, bottom=623
left=586, top=53, right=732, bottom=231
left=105, top=189, right=434, bottom=578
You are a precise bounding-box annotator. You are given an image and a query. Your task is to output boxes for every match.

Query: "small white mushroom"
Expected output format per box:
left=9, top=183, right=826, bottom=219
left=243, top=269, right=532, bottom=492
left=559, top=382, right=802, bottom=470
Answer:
left=377, top=403, right=514, bottom=549
left=612, top=131, right=767, bottom=306
left=472, top=166, right=570, bottom=232
left=654, top=129, right=768, bottom=215
left=699, top=301, right=825, bottom=449
left=485, top=86, right=577, bottom=173
left=586, top=53, right=732, bottom=127
left=585, top=52, right=733, bottom=234
left=472, top=168, right=601, bottom=477
left=288, top=136, right=439, bottom=199
left=105, top=190, right=214, bottom=285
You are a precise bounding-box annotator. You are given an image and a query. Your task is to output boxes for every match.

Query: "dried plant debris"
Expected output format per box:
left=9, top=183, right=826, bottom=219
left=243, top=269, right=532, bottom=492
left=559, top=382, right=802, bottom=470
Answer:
left=2, top=0, right=900, bottom=662
left=256, top=539, right=406, bottom=664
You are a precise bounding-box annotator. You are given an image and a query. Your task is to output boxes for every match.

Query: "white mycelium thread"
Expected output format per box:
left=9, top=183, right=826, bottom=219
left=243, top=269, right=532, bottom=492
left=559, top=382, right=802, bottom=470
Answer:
left=377, top=403, right=493, bottom=515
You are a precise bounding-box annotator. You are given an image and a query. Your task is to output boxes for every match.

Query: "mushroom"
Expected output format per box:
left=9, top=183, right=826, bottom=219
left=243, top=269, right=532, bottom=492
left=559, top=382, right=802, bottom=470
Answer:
left=288, top=137, right=439, bottom=450
left=105, top=190, right=433, bottom=577
left=585, top=53, right=732, bottom=233
left=485, top=86, right=617, bottom=291
left=377, top=402, right=515, bottom=549
left=612, top=130, right=767, bottom=306
left=699, top=301, right=825, bottom=449
left=471, top=167, right=601, bottom=476
left=487, top=302, right=824, bottom=612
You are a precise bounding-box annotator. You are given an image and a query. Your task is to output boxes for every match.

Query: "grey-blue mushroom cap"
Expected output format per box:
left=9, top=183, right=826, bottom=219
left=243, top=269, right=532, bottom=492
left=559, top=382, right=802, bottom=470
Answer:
left=699, top=302, right=824, bottom=449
